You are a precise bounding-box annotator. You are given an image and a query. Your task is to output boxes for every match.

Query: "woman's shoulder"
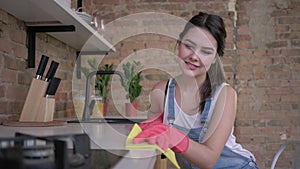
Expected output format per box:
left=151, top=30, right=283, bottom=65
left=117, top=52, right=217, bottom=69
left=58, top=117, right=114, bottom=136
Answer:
left=152, top=79, right=169, bottom=91
left=222, top=83, right=236, bottom=94
left=218, top=83, right=235, bottom=92
left=213, top=83, right=237, bottom=100
left=217, top=83, right=237, bottom=104
left=150, top=79, right=170, bottom=113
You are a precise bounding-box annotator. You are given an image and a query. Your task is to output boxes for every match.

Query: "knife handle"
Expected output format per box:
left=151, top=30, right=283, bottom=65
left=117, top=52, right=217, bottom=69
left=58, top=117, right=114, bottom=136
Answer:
left=45, top=61, right=59, bottom=82
left=46, top=77, right=61, bottom=96
left=36, top=55, right=49, bottom=80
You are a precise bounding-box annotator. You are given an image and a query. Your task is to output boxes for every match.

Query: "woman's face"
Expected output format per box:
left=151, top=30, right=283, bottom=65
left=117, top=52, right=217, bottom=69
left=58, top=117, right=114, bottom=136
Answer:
left=178, top=27, right=217, bottom=78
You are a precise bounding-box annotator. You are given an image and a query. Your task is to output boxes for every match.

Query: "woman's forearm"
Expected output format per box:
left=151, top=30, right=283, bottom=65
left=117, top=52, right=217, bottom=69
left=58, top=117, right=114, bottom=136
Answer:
left=182, top=140, right=221, bottom=169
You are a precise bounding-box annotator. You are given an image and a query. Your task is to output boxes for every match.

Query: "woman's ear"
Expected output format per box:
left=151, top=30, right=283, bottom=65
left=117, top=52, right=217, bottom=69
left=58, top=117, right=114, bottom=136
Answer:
left=212, top=56, right=217, bottom=64
left=212, top=53, right=220, bottom=64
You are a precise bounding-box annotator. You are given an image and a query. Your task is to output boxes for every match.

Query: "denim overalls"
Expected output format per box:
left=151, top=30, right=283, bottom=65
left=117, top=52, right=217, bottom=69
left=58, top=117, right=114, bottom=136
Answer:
left=165, top=78, right=258, bottom=169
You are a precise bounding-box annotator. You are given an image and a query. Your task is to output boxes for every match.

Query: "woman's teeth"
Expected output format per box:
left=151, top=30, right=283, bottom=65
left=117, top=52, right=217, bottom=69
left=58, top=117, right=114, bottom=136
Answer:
left=185, top=62, right=199, bottom=70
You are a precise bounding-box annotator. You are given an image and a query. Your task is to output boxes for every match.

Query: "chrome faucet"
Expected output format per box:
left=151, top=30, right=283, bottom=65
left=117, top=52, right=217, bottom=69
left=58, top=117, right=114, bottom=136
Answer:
left=82, top=70, right=124, bottom=121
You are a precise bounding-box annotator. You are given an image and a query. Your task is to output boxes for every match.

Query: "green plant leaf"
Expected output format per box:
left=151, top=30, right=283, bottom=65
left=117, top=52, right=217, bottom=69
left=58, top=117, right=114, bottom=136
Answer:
left=121, top=61, right=142, bottom=103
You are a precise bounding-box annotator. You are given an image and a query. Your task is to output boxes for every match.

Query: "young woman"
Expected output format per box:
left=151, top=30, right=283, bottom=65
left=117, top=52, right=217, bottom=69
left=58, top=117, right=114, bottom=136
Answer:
left=133, top=12, right=258, bottom=169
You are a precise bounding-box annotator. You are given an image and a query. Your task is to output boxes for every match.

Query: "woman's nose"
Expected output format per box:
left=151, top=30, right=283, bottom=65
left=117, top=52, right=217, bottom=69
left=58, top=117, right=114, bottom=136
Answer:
left=189, top=50, right=200, bottom=61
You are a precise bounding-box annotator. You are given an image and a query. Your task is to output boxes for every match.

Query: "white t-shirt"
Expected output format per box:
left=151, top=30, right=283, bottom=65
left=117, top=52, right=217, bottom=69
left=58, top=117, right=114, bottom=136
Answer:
left=163, top=82, right=255, bottom=160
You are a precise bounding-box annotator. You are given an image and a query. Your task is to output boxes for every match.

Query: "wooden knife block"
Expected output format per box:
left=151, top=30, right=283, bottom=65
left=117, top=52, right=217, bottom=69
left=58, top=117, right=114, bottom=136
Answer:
left=19, top=78, right=55, bottom=122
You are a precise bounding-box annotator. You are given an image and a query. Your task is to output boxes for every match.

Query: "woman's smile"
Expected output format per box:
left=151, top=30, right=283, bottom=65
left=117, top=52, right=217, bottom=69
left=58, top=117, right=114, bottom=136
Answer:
left=185, top=61, right=200, bottom=70
left=178, top=27, right=218, bottom=76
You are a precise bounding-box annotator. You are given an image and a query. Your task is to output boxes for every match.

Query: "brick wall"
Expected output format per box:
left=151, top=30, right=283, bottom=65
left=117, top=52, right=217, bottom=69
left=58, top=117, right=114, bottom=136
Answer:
left=0, top=9, right=77, bottom=120
left=0, top=0, right=299, bottom=168
left=82, top=0, right=299, bottom=168
left=235, top=0, right=300, bottom=168
left=82, top=0, right=236, bottom=115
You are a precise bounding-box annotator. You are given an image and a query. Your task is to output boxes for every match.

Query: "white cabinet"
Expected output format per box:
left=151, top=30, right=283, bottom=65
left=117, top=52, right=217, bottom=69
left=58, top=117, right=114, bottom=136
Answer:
left=0, top=0, right=115, bottom=52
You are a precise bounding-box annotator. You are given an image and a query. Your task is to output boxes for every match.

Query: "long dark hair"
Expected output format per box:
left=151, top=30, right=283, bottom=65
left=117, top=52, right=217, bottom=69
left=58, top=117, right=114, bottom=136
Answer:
left=179, top=12, right=227, bottom=112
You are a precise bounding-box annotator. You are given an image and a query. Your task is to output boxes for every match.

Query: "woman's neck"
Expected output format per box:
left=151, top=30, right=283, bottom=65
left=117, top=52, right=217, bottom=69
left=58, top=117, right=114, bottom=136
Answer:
left=174, top=74, right=206, bottom=115
left=176, top=74, right=206, bottom=92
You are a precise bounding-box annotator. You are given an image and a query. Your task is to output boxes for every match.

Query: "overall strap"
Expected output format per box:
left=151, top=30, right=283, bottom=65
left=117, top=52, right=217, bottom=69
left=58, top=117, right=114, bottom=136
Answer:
left=167, top=78, right=176, bottom=126
left=198, top=98, right=212, bottom=143
left=163, top=79, right=170, bottom=107
left=198, top=83, right=227, bottom=143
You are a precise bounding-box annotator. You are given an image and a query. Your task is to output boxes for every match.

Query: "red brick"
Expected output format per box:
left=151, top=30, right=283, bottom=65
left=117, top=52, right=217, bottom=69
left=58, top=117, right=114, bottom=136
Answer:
left=252, top=50, right=266, bottom=57
left=253, top=65, right=265, bottom=73
left=237, top=49, right=251, bottom=56
left=289, top=81, right=300, bottom=87
left=237, top=25, right=250, bottom=34
left=265, top=70, right=292, bottom=80
left=54, top=111, right=65, bottom=118
left=236, top=41, right=252, bottom=49
left=0, top=86, right=4, bottom=98
left=57, top=101, right=68, bottom=111
left=278, top=17, right=300, bottom=24
left=13, top=43, right=27, bottom=59
left=291, top=39, right=300, bottom=47
left=6, top=101, right=23, bottom=114
left=290, top=25, right=300, bottom=32
left=271, top=10, right=288, bottom=17
left=5, top=85, right=28, bottom=100
left=55, top=92, right=68, bottom=100
left=0, top=39, right=13, bottom=54
left=9, top=29, right=26, bottom=44
left=2, top=68, right=17, bottom=83
left=281, top=49, right=300, bottom=56
left=281, top=95, right=300, bottom=102
left=274, top=25, right=290, bottom=32
left=266, top=49, right=281, bottom=56
left=18, top=72, right=32, bottom=85
left=266, top=41, right=288, bottom=48
left=65, top=110, right=75, bottom=117
left=66, top=101, right=74, bottom=109
left=4, top=55, right=18, bottom=70
left=235, top=119, right=253, bottom=127
left=267, top=119, right=291, bottom=127
left=209, top=2, right=226, bottom=10
left=169, top=0, right=189, bottom=2
left=195, top=3, right=209, bottom=9
left=278, top=32, right=300, bottom=39
left=266, top=88, right=290, bottom=95
left=163, top=4, right=185, bottom=10
left=0, top=101, right=8, bottom=114
left=0, top=54, right=3, bottom=65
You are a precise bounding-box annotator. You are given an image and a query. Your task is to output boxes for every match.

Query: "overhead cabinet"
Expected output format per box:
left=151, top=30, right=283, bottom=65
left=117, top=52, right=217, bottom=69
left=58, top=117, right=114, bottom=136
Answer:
left=0, top=0, right=115, bottom=66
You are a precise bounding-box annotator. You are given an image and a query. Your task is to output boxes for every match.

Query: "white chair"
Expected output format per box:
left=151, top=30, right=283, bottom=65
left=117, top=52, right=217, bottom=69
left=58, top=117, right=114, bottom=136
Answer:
left=270, top=140, right=300, bottom=169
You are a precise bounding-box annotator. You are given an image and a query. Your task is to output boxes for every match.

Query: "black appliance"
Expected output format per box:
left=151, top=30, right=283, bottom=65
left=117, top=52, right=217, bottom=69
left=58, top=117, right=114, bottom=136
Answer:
left=0, top=133, right=90, bottom=169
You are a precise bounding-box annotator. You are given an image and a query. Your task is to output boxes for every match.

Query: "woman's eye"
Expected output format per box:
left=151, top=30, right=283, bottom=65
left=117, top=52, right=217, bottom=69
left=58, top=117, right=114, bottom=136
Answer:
left=184, top=44, right=193, bottom=50
left=201, top=50, right=213, bottom=55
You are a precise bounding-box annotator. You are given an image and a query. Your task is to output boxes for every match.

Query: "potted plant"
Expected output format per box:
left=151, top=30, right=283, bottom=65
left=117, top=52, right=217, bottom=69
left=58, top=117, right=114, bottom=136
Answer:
left=95, top=64, right=113, bottom=102
left=121, top=61, right=142, bottom=117
left=82, top=58, right=113, bottom=117
left=94, top=63, right=113, bottom=116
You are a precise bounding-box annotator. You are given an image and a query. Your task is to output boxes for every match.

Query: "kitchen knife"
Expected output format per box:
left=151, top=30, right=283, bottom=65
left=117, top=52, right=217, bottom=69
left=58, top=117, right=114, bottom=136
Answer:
left=45, top=61, right=59, bottom=82
left=35, top=55, right=49, bottom=80
left=45, top=77, right=61, bottom=97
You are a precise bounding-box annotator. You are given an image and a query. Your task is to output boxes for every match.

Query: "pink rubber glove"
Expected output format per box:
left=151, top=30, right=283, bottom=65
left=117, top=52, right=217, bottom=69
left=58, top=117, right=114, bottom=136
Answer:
left=133, top=124, right=189, bottom=153
left=138, top=112, right=163, bottom=130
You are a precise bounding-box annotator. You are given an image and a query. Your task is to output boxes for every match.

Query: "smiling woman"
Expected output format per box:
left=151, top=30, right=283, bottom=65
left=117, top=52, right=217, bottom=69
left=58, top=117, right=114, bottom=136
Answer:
left=133, top=12, right=259, bottom=169
left=177, top=27, right=218, bottom=75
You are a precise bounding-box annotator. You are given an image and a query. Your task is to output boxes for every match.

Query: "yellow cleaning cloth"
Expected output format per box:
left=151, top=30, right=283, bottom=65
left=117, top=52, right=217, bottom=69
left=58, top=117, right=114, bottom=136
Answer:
left=126, top=123, right=180, bottom=169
